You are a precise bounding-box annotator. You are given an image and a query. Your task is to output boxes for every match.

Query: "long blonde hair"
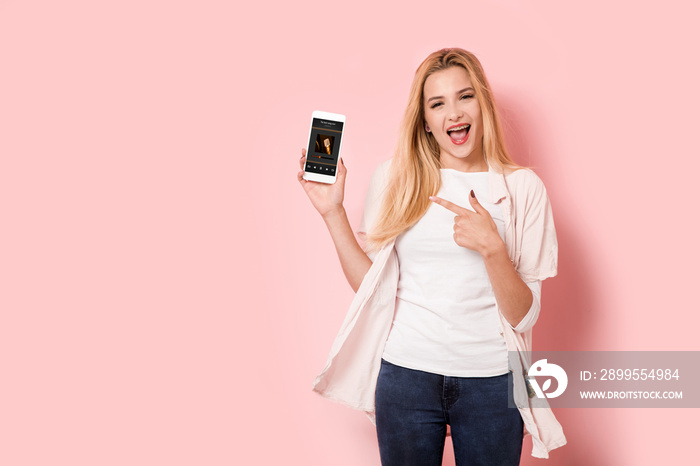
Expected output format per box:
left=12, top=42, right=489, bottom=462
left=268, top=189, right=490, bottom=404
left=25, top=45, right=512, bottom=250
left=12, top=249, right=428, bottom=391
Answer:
left=365, top=48, right=524, bottom=252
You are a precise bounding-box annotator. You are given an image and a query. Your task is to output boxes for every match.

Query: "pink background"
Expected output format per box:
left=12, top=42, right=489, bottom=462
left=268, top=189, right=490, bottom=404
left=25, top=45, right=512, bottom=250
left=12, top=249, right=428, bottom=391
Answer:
left=1, top=0, right=698, bottom=464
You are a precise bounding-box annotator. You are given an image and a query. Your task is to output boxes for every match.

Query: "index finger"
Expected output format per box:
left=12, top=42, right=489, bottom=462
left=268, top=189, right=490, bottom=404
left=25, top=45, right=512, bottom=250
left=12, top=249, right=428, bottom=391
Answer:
left=429, top=196, right=470, bottom=215
left=300, top=148, right=307, bottom=170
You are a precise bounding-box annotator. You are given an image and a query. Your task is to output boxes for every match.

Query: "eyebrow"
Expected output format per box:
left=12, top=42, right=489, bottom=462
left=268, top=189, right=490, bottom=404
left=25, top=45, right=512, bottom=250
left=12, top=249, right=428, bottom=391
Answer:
left=426, top=87, right=475, bottom=103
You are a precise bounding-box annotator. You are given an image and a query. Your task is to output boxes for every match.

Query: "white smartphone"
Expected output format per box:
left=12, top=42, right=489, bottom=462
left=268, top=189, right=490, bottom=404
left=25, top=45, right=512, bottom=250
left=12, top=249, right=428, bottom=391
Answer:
left=303, top=110, right=346, bottom=184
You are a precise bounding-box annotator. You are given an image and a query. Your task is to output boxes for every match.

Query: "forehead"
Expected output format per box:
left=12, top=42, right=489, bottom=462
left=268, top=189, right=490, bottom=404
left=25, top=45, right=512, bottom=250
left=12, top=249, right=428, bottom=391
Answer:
left=423, top=66, right=473, bottom=98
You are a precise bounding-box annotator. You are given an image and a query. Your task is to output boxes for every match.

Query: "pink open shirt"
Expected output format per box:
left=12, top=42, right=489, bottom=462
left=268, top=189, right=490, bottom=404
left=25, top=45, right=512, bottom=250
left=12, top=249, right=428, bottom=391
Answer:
left=312, top=159, right=566, bottom=459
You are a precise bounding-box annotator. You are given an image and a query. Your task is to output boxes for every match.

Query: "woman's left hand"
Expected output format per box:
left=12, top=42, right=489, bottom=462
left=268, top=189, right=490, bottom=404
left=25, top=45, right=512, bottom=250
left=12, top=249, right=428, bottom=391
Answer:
left=429, top=190, right=505, bottom=257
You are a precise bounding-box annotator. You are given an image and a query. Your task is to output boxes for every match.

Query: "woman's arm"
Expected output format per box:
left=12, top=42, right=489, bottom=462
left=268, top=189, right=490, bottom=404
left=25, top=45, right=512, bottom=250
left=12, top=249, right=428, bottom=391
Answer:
left=320, top=207, right=372, bottom=293
left=480, top=239, right=534, bottom=328
left=297, top=149, right=372, bottom=293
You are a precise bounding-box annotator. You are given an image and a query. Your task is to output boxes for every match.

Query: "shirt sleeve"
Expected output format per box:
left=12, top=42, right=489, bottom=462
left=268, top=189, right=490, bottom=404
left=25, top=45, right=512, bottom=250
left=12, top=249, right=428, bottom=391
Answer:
left=507, top=280, right=542, bottom=333
left=513, top=171, right=558, bottom=282
left=357, top=159, right=392, bottom=261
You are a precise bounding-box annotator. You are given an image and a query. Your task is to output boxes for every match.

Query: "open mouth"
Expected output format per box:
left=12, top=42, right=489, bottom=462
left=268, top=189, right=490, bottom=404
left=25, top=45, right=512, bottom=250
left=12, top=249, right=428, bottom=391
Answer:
left=447, top=124, right=471, bottom=145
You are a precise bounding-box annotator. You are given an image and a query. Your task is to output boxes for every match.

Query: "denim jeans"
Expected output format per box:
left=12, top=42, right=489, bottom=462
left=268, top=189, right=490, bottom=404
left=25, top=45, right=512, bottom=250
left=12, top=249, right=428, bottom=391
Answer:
left=375, top=358, right=523, bottom=466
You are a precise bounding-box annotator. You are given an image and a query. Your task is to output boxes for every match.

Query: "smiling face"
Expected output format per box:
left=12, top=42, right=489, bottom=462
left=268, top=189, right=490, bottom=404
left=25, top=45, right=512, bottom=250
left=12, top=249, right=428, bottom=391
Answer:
left=423, top=66, right=486, bottom=171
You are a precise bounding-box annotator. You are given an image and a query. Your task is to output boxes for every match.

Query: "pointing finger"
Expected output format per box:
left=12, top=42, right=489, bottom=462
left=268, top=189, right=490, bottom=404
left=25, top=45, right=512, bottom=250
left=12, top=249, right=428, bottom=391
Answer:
left=429, top=196, right=470, bottom=215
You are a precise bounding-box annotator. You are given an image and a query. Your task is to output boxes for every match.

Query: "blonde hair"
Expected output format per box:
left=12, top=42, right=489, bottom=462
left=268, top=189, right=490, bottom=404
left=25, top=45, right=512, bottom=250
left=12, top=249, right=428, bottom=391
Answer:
left=365, top=48, right=524, bottom=252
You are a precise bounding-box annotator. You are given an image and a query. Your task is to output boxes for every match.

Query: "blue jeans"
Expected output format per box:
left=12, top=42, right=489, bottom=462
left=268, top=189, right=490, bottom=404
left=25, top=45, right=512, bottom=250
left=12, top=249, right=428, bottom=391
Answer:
left=375, top=358, right=523, bottom=466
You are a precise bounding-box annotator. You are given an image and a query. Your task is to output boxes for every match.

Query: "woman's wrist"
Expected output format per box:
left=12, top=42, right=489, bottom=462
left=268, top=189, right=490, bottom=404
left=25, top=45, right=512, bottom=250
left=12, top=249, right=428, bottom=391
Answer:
left=480, top=236, right=507, bottom=261
left=322, top=205, right=346, bottom=222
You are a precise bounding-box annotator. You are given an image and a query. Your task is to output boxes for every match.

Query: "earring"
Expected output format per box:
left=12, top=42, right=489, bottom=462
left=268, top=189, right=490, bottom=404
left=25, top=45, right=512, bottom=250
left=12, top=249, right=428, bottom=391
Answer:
left=425, top=125, right=431, bottom=132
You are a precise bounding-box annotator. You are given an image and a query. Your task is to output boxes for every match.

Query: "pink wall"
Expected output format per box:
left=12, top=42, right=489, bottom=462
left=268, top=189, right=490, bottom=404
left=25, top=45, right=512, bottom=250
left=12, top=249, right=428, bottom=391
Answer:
left=1, top=0, right=698, bottom=464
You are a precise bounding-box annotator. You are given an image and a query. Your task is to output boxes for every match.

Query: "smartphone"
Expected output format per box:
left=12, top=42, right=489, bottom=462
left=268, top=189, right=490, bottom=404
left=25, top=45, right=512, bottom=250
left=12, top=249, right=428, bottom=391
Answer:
left=303, top=111, right=346, bottom=184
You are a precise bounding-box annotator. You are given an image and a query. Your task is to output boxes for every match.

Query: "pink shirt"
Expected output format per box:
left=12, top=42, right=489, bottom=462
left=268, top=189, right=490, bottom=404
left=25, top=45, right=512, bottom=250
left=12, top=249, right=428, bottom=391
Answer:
left=312, top=159, right=566, bottom=459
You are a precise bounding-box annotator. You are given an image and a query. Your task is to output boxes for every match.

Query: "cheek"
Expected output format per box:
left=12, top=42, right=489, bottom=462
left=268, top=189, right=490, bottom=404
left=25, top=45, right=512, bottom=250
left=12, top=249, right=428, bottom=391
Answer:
left=426, top=117, right=442, bottom=136
left=424, top=112, right=436, bottom=129
left=469, top=103, right=483, bottom=126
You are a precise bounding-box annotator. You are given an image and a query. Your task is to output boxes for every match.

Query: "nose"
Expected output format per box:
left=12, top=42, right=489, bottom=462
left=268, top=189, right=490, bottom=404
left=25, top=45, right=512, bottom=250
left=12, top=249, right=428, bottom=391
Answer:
left=447, top=102, right=464, bottom=121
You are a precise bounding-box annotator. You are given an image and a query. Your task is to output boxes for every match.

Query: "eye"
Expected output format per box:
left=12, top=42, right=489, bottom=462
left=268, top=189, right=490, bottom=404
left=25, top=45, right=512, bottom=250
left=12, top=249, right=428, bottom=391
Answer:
left=430, top=102, right=443, bottom=109
left=461, top=94, right=474, bottom=100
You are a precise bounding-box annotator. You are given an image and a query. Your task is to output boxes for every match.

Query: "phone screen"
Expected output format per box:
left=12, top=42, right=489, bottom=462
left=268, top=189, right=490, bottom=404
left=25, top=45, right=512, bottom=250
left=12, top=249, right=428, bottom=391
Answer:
left=305, top=117, right=344, bottom=176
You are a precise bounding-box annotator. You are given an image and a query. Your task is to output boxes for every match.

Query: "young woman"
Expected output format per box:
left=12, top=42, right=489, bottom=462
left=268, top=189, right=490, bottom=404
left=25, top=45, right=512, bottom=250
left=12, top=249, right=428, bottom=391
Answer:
left=298, top=48, right=566, bottom=465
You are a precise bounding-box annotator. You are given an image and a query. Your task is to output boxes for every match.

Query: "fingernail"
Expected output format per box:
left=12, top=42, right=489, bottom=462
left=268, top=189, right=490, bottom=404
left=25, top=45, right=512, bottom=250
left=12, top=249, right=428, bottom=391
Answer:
left=470, top=190, right=475, bottom=199
left=429, top=196, right=436, bottom=201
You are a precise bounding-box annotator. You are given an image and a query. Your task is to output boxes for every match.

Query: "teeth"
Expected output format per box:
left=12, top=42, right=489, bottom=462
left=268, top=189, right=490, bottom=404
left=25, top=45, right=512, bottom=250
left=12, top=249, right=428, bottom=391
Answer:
left=447, top=124, right=470, bottom=132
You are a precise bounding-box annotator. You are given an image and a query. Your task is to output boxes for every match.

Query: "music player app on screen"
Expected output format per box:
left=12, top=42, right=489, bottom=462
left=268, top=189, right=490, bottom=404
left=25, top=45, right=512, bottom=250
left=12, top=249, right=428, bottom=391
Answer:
left=305, top=118, right=344, bottom=176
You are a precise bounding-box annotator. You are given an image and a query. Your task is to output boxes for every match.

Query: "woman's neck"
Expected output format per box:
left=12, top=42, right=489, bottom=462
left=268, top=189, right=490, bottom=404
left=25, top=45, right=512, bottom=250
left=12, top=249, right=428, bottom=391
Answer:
left=439, top=152, right=488, bottom=172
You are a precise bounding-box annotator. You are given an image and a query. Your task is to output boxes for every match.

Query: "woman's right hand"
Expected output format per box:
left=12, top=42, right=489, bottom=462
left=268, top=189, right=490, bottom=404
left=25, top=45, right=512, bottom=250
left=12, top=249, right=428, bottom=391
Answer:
left=297, top=148, right=347, bottom=218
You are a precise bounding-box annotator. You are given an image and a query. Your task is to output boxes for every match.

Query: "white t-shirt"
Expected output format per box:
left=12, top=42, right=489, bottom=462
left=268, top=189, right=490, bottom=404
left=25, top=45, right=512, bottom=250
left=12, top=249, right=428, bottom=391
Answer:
left=381, top=168, right=540, bottom=377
